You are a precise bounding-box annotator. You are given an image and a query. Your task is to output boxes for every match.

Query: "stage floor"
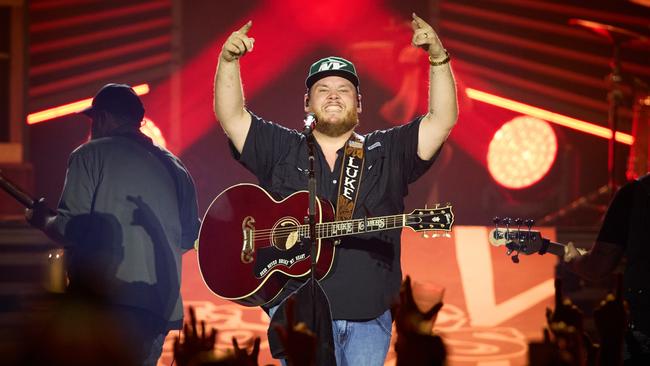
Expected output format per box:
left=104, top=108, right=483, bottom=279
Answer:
left=158, top=226, right=558, bottom=366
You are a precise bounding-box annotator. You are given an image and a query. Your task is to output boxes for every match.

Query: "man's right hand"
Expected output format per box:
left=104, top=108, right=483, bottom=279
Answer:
left=25, top=197, right=56, bottom=230
left=221, top=21, right=255, bottom=62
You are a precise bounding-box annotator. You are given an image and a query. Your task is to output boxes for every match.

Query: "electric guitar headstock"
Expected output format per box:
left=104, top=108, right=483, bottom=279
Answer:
left=488, top=217, right=587, bottom=263
left=406, top=204, right=454, bottom=238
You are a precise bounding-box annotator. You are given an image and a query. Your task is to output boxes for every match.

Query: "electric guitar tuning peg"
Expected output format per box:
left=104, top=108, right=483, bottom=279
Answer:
left=443, top=232, right=451, bottom=238
left=493, top=216, right=501, bottom=225
left=432, top=233, right=441, bottom=239
left=525, top=219, right=535, bottom=228
left=515, top=218, right=523, bottom=226
left=511, top=252, right=520, bottom=264
left=422, top=231, right=430, bottom=239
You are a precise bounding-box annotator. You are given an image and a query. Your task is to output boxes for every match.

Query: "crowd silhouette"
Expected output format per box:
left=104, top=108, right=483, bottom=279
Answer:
left=170, top=272, right=640, bottom=366
left=5, top=271, right=641, bottom=366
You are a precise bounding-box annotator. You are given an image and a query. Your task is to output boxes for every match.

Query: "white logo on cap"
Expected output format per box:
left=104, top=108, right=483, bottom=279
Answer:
left=318, top=58, right=347, bottom=72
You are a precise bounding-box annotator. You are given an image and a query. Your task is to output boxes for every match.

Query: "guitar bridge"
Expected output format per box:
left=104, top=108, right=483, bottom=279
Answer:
left=241, top=216, right=256, bottom=263
left=241, top=229, right=254, bottom=263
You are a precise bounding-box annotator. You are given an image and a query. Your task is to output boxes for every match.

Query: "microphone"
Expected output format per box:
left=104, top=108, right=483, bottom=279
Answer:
left=302, top=113, right=317, bottom=135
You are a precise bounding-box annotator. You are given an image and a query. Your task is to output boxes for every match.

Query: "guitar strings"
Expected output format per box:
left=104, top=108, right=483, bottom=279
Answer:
left=247, top=213, right=449, bottom=242
left=249, top=215, right=405, bottom=238
left=247, top=213, right=447, bottom=236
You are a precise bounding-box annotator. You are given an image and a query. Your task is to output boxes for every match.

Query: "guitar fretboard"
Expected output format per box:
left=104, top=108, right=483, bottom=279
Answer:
left=298, top=214, right=406, bottom=239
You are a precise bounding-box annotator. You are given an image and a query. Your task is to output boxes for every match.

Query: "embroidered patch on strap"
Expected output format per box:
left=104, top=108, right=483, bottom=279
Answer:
left=336, top=133, right=365, bottom=221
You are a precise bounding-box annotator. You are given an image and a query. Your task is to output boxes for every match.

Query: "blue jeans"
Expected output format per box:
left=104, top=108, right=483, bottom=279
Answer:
left=269, top=306, right=392, bottom=366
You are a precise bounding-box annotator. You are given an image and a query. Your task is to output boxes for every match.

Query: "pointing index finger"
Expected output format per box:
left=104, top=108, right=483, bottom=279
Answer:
left=412, top=13, right=425, bottom=28
left=238, top=20, right=253, bottom=35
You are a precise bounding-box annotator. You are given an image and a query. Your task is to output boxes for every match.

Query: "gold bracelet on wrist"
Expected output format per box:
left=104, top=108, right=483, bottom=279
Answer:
left=428, top=50, right=450, bottom=66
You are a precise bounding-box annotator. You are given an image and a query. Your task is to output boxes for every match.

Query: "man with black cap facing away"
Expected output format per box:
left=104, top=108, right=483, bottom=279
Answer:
left=26, top=83, right=201, bottom=366
left=214, top=13, right=457, bottom=365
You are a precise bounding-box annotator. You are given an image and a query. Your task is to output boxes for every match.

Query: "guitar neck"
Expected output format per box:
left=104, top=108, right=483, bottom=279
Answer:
left=299, top=214, right=408, bottom=239
left=544, top=239, right=568, bottom=257
left=0, top=171, right=35, bottom=208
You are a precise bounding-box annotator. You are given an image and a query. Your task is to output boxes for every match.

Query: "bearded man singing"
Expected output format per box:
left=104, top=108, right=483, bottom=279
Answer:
left=213, top=13, right=458, bottom=366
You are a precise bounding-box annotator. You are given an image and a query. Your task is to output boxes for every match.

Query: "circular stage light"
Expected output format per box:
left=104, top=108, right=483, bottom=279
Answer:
left=140, top=117, right=167, bottom=148
left=487, top=116, right=558, bottom=189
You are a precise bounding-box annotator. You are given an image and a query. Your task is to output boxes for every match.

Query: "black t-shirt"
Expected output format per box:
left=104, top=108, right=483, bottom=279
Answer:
left=596, top=181, right=635, bottom=248
left=231, top=112, right=438, bottom=320
left=596, top=177, right=650, bottom=331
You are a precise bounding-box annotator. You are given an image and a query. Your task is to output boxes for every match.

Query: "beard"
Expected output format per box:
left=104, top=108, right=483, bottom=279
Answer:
left=314, top=108, right=359, bottom=137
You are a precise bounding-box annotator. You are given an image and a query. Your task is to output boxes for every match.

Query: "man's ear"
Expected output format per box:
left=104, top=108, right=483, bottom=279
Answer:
left=304, top=93, right=310, bottom=113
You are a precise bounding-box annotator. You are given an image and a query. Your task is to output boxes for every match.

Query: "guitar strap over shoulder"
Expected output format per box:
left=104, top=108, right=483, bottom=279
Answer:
left=335, top=133, right=365, bottom=221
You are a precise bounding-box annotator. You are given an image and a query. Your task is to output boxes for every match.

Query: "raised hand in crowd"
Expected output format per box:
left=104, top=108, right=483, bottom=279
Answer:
left=232, top=336, right=261, bottom=366
left=272, top=297, right=317, bottom=366
left=173, top=306, right=218, bottom=366
left=550, top=321, right=589, bottom=366
left=546, top=278, right=584, bottom=333
left=393, top=275, right=444, bottom=336
left=393, top=275, right=447, bottom=366
left=544, top=278, right=593, bottom=366
left=528, top=327, right=586, bottom=366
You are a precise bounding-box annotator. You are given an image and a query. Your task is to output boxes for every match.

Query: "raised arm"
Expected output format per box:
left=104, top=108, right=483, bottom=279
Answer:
left=214, top=21, right=255, bottom=154
left=411, top=13, right=458, bottom=161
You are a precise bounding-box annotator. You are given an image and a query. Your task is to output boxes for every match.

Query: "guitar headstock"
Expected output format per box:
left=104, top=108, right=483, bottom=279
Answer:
left=489, top=217, right=546, bottom=263
left=406, top=204, right=454, bottom=236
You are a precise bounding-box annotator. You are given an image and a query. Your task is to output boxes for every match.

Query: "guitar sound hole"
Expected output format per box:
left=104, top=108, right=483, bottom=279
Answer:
left=272, top=218, right=301, bottom=251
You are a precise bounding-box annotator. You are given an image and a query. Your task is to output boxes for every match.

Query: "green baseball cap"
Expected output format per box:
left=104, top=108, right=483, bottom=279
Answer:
left=305, top=56, right=360, bottom=89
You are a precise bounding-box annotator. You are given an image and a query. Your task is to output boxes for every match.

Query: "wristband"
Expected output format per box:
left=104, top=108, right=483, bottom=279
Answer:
left=428, top=50, right=450, bottom=66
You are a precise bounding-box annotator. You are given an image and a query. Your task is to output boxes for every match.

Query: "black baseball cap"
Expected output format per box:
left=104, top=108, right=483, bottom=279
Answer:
left=305, top=56, right=360, bottom=90
left=81, top=83, right=145, bottom=123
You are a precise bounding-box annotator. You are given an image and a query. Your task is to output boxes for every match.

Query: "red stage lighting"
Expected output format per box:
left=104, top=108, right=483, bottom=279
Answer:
left=487, top=116, right=558, bottom=189
left=26, top=83, right=150, bottom=124
left=466, top=88, right=633, bottom=145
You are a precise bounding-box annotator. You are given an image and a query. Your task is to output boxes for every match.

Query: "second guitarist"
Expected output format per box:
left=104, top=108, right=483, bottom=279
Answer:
left=25, top=84, right=201, bottom=366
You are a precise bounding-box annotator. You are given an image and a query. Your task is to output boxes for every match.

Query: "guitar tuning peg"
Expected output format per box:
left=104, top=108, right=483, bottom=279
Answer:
left=492, top=216, right=501, bottom=225
left=422, top=232, right=430, bottom=239
left=525, top=219, right=535, bottom=228
left=445, top=202, right=451, bottom=207
left=511, top=252, right=520, bottom=264
left=443, top=232, right=451, bottom=238
left=432, top=233, right=441, bottom=239
left=515, top=218, right=523, bottom=226
left=506, top=248, right=513, bottom=256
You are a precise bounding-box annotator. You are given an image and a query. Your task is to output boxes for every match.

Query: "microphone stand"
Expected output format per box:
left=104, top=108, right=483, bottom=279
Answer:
left=304, top=124, right=318, bottom=323
left=299, top=117, right=336, bottom=363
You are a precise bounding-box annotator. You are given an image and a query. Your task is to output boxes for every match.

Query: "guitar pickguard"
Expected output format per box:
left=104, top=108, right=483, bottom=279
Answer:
left=254, top=243, right=310, bottom=279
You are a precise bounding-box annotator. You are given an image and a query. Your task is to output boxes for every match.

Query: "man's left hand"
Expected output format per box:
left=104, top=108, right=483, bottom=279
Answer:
left=411, top=13, right=445, bottom=59
left=25, top=197, right=56, bottom=230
